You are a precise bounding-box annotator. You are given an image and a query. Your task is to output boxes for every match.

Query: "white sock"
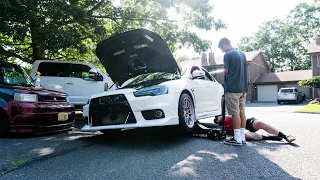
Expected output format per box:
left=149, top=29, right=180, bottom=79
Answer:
left=234, top=129, right=242, bottom=143
left=240, top=128, right=246, bottom=142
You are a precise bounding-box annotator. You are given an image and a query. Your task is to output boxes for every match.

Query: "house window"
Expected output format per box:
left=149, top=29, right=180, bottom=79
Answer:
left=318, top=55, right=320, bottom=67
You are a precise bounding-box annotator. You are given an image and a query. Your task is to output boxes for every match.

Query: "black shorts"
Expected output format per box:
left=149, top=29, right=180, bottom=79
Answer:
left=246, top=118, right=257, bottom=132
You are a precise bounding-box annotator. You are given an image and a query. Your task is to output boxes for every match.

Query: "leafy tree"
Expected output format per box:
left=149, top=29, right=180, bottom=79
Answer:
left=0, top=0, right=226, bottom=64
left=237, top=0, right=319, bottom=72
left=238, top=18, right=288, bottom=72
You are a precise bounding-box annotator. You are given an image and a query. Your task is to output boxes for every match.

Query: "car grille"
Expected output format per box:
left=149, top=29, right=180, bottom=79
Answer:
left=90, top=94, right=127, bottom=106
left=89, top=94, right=136, bottom=126
left=38, top=95, right=67, bottom=102
left=38, top=108, right=73, bottom=113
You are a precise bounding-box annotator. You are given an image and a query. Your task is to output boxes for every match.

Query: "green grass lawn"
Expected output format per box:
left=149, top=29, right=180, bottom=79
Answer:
left=297, top=104, right=320, bottom=113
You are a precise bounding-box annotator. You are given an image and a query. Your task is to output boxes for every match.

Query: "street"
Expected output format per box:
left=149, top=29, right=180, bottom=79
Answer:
left=0, top=103, right=319, bottom=180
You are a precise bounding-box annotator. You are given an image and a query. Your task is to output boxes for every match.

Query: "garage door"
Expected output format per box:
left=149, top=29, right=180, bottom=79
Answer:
left=257, top=85, right=278, bottom=102
left=285, top=83, right=311, bottom=99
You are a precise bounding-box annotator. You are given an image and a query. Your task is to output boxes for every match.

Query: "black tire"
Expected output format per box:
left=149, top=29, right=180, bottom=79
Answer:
left=221, top=95, right=226, bottom=123
left=0, top=110, right=9, bottom=137
left=277, top=100, right=281, bottom=105
left=178, top=93, right=196, bottom=133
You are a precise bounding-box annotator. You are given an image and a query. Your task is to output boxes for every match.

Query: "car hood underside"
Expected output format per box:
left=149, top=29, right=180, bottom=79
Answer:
left=95, top=28, right=180, bottom=86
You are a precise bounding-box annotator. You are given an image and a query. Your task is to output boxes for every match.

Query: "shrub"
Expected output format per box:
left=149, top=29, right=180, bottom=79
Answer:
left=298, top=76, right=320, bottom=88
left=309, top=99, right=320, bottom=105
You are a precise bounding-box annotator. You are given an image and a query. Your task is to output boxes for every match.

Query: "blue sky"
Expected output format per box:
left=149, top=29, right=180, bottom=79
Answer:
left=174, top=0, right=313, bottom=58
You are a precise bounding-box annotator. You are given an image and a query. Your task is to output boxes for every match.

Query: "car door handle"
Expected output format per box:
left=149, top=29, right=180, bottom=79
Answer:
left=66, top=82, right=74, bottom=85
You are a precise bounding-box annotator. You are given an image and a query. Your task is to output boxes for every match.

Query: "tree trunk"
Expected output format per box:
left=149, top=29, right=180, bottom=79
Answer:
left=270, top=62, right=275, bottom=72
left=30, top=24, right=45, bottom=61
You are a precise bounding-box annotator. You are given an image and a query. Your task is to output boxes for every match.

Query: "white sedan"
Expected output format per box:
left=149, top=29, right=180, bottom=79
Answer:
left=81, top=28, right=224, bottom=133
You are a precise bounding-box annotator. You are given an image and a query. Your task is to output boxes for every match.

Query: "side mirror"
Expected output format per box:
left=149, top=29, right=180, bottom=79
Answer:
left=88, top=69, right=101, bottom=81
left=192, top=70, right=205, bottom=79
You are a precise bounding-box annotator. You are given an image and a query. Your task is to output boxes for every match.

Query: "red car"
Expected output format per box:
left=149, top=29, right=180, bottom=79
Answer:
left=0, top=61, right=75, bottom=136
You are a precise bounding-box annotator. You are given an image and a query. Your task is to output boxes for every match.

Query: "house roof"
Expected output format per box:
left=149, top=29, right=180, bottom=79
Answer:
left=178, top=50, right=262, bottom=67
left=307, top=38, right=320, bottom=54
left=254, top=70, right=312, bottom=84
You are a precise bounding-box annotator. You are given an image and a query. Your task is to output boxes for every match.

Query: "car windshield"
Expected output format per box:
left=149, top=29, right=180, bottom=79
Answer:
left=121, top=72, right=179, bottom=88
left=280, top=89, right=294, bottom=93
left=0, top=63, right=34, bottom=87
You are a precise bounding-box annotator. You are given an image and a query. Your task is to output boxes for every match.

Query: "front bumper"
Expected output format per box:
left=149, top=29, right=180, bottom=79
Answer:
left=5, top=101, right=75, bottom=134
left=277, top=97, right=296, bottom=101
left=81, top=92, right=180, bottom=131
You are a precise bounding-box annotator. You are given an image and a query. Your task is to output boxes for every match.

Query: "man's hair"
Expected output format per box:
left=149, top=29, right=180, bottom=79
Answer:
left=214, top=117, right=222, bottom=125
left=218, top=38, right=231, bottom=48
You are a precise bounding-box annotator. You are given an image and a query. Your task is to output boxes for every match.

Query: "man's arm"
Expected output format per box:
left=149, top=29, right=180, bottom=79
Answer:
left=223, top=54, right=229, bottom=75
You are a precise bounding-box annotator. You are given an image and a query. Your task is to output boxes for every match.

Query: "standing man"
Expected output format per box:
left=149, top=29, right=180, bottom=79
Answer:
left=218, top=38, right=248, bottom=146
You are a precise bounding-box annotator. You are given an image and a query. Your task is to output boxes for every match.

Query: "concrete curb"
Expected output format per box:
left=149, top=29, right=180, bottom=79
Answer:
left=294, top=111, right=320, bottom=114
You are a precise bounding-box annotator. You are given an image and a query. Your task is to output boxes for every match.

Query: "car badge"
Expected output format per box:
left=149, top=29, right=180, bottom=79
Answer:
left=54, top=97, right=57, bottom=101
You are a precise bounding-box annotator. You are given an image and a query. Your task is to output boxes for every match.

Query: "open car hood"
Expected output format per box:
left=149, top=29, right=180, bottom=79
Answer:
left=96, top=28, right=180, bottom=86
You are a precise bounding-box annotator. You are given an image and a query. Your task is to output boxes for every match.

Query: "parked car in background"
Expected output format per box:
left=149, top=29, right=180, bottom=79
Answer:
left=81, top=28, right=224, bottom=134
left=277, top=87, right=303, bottom=104
left=0, top=61, right=75, bottom=136
left=30, top=60, right=115, bottom=111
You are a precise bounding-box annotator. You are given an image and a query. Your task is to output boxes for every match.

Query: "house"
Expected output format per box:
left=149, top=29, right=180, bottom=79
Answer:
left=251, top=37, right=320, bottom=102
left=179, top=50, right=315, bottom=102
left=179, top=51, right=270, bottom=101
left=307, top=37, right=320, bottom=98
left=253, top=70, right=313, bottom=102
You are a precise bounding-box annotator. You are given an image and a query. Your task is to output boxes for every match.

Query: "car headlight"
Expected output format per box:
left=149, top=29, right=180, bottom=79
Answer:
left=133, top=85, right=168, bottom=97
left=14, top=93, right=38, bottom=102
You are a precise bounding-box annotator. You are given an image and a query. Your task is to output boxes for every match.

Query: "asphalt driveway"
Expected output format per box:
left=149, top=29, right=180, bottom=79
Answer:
left=0, top=103, right=319, bottom=179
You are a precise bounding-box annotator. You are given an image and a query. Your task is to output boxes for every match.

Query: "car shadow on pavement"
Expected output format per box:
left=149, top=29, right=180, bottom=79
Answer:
left=81, top=126, right=191, bottom=149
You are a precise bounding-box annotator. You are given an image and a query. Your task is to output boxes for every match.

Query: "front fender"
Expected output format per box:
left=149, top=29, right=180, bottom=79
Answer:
left=164, top=79, right=196, bottom=109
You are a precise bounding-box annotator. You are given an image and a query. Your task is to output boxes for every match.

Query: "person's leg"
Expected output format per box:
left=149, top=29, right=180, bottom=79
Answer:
left=224, top=93, right=242, bottom=145
left=252, top=120, right=296, bottom=143
left=246, top=132, right=283, bottom=141
left=252, top=120, right=279, bottom=135
left=245, top=132, right=262, bottom=141
left=239, top=93, right=247, bottom=143
left=225, top=93, right=241, bottom=129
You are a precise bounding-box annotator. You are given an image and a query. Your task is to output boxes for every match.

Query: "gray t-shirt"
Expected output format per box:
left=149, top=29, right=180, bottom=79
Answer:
left=223, top=49, right=248, bottom=93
